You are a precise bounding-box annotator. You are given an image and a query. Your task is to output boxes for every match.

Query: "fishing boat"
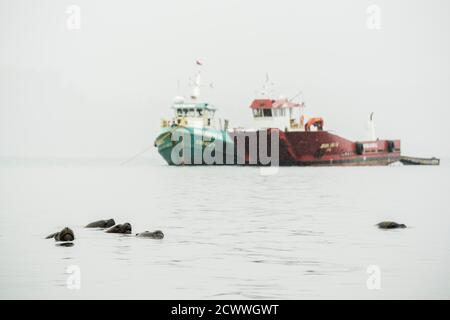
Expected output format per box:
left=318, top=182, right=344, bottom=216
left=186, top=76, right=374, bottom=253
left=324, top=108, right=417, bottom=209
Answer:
left=154, top=66, right=234, bottom=165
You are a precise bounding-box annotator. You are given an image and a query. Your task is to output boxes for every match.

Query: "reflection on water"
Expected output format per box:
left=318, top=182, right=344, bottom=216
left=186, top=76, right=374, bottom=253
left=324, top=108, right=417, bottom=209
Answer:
left=0, top=159, right=449, bottom=299
left=56, top=243, right=75, bottom=248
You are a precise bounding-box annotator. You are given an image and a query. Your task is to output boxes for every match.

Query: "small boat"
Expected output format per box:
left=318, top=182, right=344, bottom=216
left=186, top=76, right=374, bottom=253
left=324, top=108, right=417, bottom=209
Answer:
left=399, top=156, right=440, bottom=166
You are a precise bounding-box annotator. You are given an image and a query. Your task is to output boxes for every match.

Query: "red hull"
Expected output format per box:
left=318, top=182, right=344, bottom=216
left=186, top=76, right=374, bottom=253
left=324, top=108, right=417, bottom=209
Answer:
left=230, top=130, right=401, bottom=166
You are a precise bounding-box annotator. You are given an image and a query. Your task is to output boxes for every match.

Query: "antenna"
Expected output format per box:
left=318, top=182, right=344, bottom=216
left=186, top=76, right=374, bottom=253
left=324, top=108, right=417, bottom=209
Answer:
left=261, top=73, right=274, bottom=98
left=289, top=91, right=303, bottom=102
left=190, top=71, right=201, bottom=100
left=367, top=112, right=376, bottom=141
left=190, top=60, right=203, bottom=100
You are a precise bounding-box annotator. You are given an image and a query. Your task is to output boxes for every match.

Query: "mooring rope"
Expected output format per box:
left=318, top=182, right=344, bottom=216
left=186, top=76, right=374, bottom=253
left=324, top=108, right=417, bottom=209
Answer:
left=120, top=144, right=154, bottom=166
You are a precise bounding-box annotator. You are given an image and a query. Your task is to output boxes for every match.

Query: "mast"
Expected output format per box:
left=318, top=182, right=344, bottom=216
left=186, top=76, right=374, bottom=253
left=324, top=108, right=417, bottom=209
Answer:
left=191, top=71, right=201, bottom=100
left=368, top=112, right=376, bottom=140
left=191, top=60, right=202, bottom=100
left=261, top=73, right=274, bottom=98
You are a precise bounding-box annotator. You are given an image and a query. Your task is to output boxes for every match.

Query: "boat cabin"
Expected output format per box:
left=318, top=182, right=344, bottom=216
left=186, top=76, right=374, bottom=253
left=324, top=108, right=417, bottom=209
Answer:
left=249, top=98, right=324, bottom=132
left=250, top=98, right=302, bottom=131
left=162, top=101, right=217, bottom=129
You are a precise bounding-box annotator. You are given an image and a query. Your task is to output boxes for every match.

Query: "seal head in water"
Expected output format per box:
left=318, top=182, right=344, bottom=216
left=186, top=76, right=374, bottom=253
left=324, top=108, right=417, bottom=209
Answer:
left=85, top=219, right=115, bottom=228
left=136, top=230, right=164, bottom=239
left=376, top=221, right=407, bottom=229
left=106, top=223, right=132, bottom=234
left=46, top=227, right=75, bottom=242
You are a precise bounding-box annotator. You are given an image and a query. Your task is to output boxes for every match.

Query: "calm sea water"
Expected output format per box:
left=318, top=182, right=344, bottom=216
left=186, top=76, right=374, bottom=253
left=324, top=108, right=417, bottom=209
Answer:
left=0, top=158, right=449, bottom=299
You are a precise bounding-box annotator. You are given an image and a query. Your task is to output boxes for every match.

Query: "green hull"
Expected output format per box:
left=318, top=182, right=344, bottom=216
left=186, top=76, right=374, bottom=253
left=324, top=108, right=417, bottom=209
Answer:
left=154, top=126, right=235, bottom=165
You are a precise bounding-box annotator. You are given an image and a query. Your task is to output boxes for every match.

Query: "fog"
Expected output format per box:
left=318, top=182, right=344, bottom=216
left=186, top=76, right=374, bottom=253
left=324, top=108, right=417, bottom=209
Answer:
left=1, top=0, right=449, bottom=160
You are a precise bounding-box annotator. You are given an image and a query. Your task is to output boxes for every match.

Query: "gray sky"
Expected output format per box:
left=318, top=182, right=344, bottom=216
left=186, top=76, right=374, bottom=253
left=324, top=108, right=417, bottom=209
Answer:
left=1, top=0, right=449, bottom=159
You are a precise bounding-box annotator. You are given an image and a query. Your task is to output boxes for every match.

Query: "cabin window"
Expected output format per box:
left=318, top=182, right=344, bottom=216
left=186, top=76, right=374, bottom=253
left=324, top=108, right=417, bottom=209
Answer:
left=253, top=109, right=262, bottom=117
left=253, top=109, right=264, bottom=117
left=197, top=109, right=203, bottom=116
left=207, top=119, right=211, bottom=126
left=263, top=109, right=272, bottom=117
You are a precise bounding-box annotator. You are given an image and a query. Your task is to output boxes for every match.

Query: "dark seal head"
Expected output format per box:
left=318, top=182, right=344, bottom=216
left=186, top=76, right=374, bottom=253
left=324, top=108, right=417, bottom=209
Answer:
left=377, top=221, right=407, bottom=229
left=46, top=227, right=75, bottom=242
left=85, top=219, right=115, bottom=228
left=136, top=230, right=164, bottom=239
left=106, top=223, right=132, bottom=234
left=56, top=227, right=75, bottom=241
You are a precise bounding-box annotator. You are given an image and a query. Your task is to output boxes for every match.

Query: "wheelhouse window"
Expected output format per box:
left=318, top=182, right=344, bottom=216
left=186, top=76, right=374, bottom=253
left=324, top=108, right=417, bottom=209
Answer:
left=253, top=109, right=264, bottom=117
left=263, top=109, right=272, bottom=117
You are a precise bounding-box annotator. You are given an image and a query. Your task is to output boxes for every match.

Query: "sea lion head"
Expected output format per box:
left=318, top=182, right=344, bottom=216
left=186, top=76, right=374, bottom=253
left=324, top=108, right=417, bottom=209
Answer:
left=85, top=218, right=116, bottom=228
left=121, top=223, right=132, bottom=234
left=106, top=223, right=132, bottom=234
left=136, top=230, right=164, bottom=239
left=58, top=227, right=75, bottom=241
left=377, top=221, right=407, bottom=229
left=152, top=230, right=164, bottom=239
